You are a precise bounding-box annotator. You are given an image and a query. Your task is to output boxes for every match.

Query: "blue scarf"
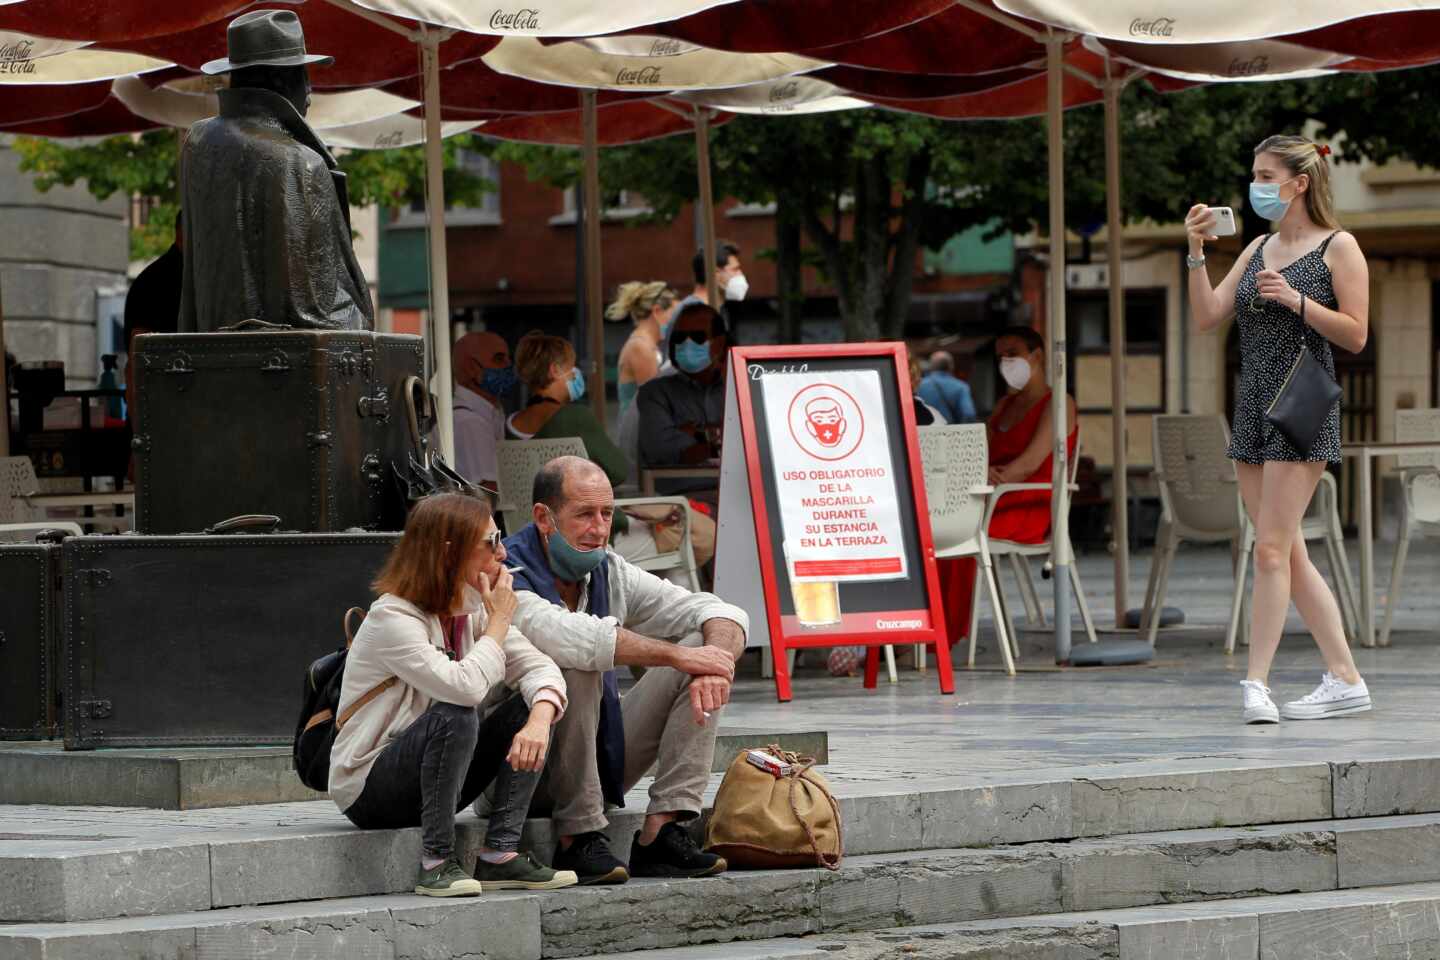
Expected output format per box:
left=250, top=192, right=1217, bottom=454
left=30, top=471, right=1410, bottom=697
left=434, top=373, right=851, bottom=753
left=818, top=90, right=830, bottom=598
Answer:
left=503, top=522, right=626, bottom=808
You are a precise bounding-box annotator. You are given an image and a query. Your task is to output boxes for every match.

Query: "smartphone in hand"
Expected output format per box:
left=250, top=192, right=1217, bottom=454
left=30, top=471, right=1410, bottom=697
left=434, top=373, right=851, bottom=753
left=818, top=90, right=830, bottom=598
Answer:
left=1205, top=206, right=1238, bottom=237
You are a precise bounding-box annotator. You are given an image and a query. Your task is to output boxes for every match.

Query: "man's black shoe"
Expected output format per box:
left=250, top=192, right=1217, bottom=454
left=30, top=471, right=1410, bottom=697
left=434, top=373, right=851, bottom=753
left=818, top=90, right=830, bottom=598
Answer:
left=629, top=822, right=727, bottom=879
left=553, top=831, right=629, bottom=885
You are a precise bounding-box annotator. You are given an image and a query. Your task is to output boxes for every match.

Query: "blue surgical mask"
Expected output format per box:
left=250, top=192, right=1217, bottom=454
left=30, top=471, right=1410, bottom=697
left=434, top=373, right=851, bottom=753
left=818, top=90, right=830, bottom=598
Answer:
left=480, top=365, right=517, bottom=396
left=1249, top=179, right=1293, bottom=222
left=675, top=339, right=712, bottom=374
left=543, top=507, right=606, bottom=581
left=566, top=367, right=586, bottom=403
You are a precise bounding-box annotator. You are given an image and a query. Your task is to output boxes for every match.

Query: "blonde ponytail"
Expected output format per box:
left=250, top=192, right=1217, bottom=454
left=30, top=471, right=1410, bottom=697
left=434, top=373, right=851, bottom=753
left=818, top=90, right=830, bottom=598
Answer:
left=1254, top=134, right=1340, bottom=230
left=606, top=281, right=674, bottom=323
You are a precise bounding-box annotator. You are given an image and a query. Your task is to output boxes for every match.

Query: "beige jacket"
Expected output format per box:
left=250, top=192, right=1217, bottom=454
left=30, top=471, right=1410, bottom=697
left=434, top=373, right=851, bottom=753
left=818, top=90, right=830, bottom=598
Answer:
left=329, top=591, right=567, bottom=813
left=511, top=548, right=749, bottom=672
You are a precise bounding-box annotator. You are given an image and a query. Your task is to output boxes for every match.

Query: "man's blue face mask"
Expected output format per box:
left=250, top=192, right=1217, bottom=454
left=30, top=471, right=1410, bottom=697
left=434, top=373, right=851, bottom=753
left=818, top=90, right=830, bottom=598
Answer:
left=542, top=506, right=606, bottom=582
left=675, top=339, right=712, bottom=374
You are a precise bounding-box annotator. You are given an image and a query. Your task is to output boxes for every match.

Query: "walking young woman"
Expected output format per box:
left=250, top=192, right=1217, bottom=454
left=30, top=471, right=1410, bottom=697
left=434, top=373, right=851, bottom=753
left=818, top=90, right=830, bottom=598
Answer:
left=1185, top=134, right=1371, bottom=724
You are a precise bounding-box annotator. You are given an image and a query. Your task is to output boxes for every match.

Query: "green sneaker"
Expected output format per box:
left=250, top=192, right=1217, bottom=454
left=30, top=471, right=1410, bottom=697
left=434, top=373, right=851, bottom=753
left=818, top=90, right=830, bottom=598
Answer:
left=473, top=851, right=579, bottom=891
left=415, top=858, right=484, bottom=897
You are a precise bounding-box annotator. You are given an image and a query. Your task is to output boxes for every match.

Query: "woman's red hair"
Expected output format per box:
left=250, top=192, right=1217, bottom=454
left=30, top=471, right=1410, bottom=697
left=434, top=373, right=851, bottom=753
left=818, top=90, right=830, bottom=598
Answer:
left=372, top=493, right=492, bottom=615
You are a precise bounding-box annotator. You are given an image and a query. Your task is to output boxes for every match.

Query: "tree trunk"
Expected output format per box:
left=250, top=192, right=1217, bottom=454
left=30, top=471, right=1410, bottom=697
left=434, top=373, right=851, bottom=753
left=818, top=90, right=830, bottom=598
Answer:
left=881, top=150, right=932, bottom=341
left=774, top=194, right=804, bottom=344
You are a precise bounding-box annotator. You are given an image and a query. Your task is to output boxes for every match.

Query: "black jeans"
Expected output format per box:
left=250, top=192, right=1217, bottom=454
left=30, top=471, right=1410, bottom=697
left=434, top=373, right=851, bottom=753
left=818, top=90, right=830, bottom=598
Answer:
left=344, top=693, right=534, bottom=861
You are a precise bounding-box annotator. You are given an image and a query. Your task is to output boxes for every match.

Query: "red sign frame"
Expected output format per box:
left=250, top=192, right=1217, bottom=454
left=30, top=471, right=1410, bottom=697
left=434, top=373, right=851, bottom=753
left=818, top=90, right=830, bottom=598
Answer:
left=729, top=342, right=954, bottom=702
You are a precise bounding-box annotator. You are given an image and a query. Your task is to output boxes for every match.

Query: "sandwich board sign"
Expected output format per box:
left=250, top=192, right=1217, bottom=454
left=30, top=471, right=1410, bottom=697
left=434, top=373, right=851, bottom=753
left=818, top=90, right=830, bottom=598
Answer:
left=715, top=343, right=952, bottom=701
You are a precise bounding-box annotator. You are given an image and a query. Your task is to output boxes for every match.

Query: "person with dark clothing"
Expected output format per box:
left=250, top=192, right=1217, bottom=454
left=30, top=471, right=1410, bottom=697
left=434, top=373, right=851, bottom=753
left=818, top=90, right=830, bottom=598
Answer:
left=637, top=303, right=727, bottom=500
left=123, top=212, right=183, bottom=423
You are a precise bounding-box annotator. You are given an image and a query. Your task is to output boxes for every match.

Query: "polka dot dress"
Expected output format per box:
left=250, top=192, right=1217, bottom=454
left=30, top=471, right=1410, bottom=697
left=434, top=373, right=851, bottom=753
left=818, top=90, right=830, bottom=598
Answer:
left=1227, top=231, right=1344, bottom=465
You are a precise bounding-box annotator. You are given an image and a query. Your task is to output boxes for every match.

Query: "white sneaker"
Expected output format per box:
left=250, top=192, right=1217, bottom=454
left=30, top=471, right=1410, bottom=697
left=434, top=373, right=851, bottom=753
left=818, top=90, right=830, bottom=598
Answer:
left=1240, top=680, right=1279, bottom=724
left=1281, top=673, right=1372, bottom=720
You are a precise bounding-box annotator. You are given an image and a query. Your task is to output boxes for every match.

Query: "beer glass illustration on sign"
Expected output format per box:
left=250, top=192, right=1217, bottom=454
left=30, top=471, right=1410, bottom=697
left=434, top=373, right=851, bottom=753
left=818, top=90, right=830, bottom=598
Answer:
left=783, top=541, right=842, bottom=627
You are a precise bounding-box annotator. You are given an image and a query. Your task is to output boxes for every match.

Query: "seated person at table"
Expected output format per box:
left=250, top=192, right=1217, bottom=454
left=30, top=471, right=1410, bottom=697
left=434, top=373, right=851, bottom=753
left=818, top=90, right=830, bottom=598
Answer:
left=330, top=493, right=573, bottom=897
left=947, top=326, right=1078, bottom=640
left=636, top=302, right=727, bottom=504
left=503, top=455, right=747, bottom=884
left=509, top=332, right=713, bottom=571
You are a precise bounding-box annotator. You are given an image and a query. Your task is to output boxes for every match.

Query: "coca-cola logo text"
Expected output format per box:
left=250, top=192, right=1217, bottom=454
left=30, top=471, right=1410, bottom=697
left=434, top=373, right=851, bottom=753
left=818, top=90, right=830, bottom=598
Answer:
left=1128, top=17, right=1175, bottom=37
left=769, top=81, right=800, bottom=103
left=489, top=8, right=540, bottom=30
left=1226, top=55, right=1270, bottom=77
left=615, top=65, right=663, bottom=85
left=0, top=37, right=37, bottom=73
left=373, top=131, right=405, bottom=148
left=648, top=38, right=684, bottom=57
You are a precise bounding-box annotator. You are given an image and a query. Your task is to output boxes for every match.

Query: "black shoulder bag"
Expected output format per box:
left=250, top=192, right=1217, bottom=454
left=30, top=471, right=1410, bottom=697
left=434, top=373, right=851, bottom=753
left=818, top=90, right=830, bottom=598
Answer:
left=1264, top=294, right=1342, bottom=454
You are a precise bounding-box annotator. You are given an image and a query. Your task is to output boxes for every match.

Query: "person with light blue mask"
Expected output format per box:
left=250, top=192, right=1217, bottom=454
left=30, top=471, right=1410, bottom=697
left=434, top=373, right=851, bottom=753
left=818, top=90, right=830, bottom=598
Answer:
left=1184, top=134, right=1372, bottom=728
left=636, top=302, right=728, bottom=502
left=452, top=331, right=518, bottom=489
left=606, top=281, right=675, bottom=419
left=502, top=455, right=747, bottom=886
left=505, top=332, right=631, bottom=489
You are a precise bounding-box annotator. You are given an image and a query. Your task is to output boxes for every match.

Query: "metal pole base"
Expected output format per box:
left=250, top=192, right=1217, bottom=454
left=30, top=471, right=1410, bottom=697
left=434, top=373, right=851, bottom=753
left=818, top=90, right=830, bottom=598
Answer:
left=1067, top=639, right=1155, bottom=667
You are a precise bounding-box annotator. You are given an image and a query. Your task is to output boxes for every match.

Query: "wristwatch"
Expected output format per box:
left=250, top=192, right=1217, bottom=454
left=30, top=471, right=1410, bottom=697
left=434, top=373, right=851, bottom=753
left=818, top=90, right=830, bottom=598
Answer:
left=1186, top=252, right=1206, bottom=270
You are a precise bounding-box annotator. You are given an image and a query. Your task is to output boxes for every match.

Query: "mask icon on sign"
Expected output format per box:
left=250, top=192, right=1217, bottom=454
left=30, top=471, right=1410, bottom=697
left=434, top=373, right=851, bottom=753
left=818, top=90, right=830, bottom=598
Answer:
left=804, top=397, right=846, bottom=447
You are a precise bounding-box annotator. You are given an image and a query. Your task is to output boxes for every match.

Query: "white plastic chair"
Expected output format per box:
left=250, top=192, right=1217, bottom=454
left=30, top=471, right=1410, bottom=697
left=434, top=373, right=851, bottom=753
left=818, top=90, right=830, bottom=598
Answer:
left=1142, top=416, right=1252, bottom=652
left=982, top=438, right=1099, bottom=658
left=1380, top=409, right=1440, bottom=646
left=494, top=437, right=701, bottom=590
left=0, top=456, right=83, bottom=542
left=916, top=424, right=1015, bottom=676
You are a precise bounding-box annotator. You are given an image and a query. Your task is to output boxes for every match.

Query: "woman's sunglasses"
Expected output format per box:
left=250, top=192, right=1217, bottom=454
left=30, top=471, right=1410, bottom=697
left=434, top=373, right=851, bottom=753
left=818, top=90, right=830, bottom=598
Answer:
left=672, top=329, right=711, bottom=345
left=482, top=530, right=503, bottom=550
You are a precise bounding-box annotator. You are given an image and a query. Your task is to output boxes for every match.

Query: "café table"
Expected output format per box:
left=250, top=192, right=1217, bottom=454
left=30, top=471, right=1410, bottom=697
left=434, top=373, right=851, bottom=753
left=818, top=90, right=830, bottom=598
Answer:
left=1341, top=441, right=1440, bottom=647
left=639, top=465, right=721, bottom=496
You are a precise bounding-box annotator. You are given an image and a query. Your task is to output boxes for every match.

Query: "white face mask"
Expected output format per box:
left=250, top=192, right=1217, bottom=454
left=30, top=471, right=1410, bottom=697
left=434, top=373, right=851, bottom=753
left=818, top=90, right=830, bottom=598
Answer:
left=724, top=273, right=749, bottom=301
left=999, top=356, right=1032, bottom=391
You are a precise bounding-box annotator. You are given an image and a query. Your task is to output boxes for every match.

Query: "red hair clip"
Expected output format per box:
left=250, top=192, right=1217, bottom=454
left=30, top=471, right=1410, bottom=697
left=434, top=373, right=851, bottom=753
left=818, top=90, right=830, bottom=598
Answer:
left=1316, top=143, right=1332, bottom=158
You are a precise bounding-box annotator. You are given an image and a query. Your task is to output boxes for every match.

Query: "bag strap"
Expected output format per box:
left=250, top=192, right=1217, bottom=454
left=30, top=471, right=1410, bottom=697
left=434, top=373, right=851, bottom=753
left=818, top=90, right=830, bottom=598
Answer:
left=337, top=677, right=397, bottom=729
left=344, top=606, right=366, bottom=649
left=767, top=744, right=844, bottom=872
left=335, top=605, right=396, bottom=730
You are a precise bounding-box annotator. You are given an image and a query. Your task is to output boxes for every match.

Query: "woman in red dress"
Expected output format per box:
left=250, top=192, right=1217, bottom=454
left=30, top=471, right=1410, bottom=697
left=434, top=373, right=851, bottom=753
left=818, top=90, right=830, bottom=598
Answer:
left=944, top=325, right=1078, bottom=649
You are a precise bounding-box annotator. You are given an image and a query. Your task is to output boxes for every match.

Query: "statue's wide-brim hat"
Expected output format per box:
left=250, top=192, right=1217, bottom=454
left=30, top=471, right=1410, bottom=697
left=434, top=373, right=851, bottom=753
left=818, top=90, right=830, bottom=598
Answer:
left=201, top=9, right=335, bottom=75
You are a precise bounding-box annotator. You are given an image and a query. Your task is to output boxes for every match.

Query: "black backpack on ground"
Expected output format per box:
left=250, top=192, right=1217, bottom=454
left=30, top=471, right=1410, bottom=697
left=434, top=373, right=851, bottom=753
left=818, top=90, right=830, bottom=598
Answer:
left=293, top=607, right=394, bottom=792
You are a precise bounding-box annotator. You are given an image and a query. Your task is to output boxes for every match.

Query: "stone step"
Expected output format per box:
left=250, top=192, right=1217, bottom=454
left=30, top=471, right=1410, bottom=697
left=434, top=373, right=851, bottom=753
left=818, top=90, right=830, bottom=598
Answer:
left=5, top=813, right=1440, bottom=958
left=656, top=880, right=1440, bottom=960
left=3, top=752, right=1437, bottom=925
left=0, top=729, right=829, bottom=810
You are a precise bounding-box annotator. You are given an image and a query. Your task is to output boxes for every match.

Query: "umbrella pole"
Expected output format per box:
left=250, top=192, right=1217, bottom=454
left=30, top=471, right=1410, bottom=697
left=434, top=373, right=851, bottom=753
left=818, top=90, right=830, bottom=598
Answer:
left=0, top=279, right=8, bottom=457
left=1045, top=33, right=1073, bottom=664
left=694, top=109, right=720, bottom=310
left=581, top=90, right=606, bottom=425
left=1104, top=62, right=1130, bottom=626
left=420, top=28, right=455, bottom=463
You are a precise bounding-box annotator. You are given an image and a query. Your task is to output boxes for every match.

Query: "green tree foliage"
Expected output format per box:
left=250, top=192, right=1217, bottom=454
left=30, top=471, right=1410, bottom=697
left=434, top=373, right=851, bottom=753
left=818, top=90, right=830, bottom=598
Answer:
left=11, top=130, right=496, bottom=261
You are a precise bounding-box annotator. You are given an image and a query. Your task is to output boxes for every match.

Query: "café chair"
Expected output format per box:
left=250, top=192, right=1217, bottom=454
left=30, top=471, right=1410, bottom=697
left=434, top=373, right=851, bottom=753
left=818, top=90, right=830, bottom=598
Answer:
left=1380, top=409, right=1440, bottom=646
left=495, top=437, right=702, bottom=590
left=983, top=438, right=1099, bottom=658
left=0, top=456, right=83, bottom=542
left=915, top=424, right=1014, bottom=676
left=1143, top=416, right=1253, bottom=652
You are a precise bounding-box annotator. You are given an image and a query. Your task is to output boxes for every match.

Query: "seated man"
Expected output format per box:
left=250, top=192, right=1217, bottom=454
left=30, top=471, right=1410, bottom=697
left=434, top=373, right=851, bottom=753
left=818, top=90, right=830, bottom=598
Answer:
left=636, top=302, right=727, bottom=502
left=503, top=455, right=747, bottom=884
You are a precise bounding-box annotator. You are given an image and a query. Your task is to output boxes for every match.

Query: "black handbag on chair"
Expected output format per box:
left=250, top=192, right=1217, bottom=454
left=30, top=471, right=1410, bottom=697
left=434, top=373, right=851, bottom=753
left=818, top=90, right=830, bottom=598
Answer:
left=1265, top=342, right=1342, bottom=454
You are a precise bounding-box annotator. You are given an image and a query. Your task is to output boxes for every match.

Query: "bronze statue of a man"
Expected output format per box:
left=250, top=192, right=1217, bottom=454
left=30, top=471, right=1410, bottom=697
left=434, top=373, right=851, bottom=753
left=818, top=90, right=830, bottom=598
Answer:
left=178, top=9, right=374, bottom=332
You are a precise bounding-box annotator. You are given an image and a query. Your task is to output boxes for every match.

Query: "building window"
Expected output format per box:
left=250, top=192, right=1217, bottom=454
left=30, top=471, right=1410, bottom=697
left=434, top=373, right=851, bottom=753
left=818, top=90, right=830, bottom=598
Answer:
left=388, top=149, right=501, bottom=227
left=1068, top=287, right=1167, bottom=468
left=549, top=186, right=652, bottom=225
